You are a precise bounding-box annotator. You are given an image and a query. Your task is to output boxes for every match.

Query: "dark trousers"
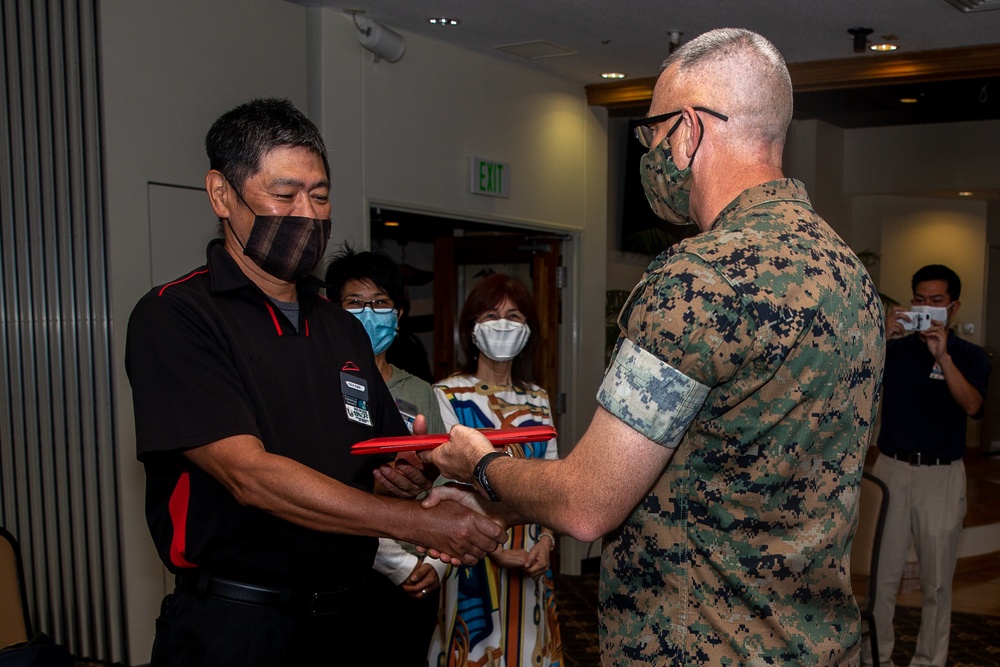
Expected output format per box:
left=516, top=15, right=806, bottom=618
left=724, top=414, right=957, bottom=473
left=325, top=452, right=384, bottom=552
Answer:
left=357, top=572, right=439, bottom=667
left=150, top=586, right=364, bottom=666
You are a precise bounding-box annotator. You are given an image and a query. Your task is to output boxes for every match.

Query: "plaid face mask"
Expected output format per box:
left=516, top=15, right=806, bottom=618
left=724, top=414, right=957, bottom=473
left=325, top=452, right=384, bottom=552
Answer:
left=240, top=213, right=331, bottom=282
left=227, top=184, right=331, bottom=282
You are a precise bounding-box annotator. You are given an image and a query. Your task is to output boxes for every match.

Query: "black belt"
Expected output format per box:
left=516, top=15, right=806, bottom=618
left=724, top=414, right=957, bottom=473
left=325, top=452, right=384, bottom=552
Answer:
left=175, top=572, right=358, bottom=616
left=888, top=452, right=959, bottom=466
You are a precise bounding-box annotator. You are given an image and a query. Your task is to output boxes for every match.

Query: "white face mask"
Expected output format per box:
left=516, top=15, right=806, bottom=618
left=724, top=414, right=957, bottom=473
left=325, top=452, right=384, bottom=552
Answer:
left=473, top=319, right=531, bottom=362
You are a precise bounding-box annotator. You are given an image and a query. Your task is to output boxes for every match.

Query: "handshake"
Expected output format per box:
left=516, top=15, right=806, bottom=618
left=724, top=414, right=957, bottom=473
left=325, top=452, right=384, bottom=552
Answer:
left=375, top=447, right=509, bottom=567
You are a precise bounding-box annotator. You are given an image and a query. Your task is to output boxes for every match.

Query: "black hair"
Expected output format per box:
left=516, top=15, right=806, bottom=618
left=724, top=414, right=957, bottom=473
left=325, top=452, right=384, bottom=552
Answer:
left=205, top=98, right=330, bottom=193
left=324, top=243, right=408, bottom=315
left=911, top=264, right=961, bottom=301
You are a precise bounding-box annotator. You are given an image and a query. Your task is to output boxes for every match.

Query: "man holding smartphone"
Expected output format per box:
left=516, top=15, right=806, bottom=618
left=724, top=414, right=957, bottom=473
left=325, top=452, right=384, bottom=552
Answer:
left=872, top=264, right=990, bottom=667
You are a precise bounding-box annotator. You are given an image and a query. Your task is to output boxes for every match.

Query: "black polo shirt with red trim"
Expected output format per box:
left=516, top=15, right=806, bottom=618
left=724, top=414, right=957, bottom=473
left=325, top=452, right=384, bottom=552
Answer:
left=879, top=329, right=990, bottom=461
left=125, top=239, right=406, bottom=589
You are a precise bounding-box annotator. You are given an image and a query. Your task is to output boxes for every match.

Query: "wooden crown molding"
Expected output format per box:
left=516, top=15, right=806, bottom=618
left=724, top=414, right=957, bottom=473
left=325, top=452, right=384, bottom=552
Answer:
left=585, top=42, right=1000, bottom=110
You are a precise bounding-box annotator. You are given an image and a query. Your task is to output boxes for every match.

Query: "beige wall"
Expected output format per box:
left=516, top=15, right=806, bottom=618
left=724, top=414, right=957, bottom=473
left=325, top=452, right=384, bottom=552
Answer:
left=841, top=120, right=996, bottom=348
left=844, top=119, right=1000, bottom=197
left=872, top=198, right=988, bottom=345
left=306, top=9, right=609, bottom=449
left=99, top=0, right=315, bottom=662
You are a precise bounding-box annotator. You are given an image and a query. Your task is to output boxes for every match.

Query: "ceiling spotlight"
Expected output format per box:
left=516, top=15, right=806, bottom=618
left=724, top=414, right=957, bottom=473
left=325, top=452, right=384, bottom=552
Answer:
left=870, top=43, right=898, bottom=52
left=601, top=72, right=627, bottom=79
left=347, top=10, right=406, bottom=63
left=899, top=97, right=918, bottom=104
left=848, top=27, right=873, bottom=53
left=668, top=30, right=683, bottom=54
left=958, top=191, right=973, bottom=197
left=428, top=17, right=460, bottom=26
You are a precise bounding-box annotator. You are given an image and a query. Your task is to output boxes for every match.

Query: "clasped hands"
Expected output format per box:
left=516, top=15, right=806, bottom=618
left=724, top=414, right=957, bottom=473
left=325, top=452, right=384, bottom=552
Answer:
left=373, top=422, right=505, bottom=566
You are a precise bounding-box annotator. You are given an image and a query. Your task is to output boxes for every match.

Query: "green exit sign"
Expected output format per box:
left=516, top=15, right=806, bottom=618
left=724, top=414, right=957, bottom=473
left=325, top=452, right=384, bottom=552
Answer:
left=469, top=157, right=510, bottom=198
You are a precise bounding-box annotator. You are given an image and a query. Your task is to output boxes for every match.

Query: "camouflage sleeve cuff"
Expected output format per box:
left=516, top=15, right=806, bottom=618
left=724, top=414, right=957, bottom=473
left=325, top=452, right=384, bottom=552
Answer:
left=597, top=338, right=710, bottom=448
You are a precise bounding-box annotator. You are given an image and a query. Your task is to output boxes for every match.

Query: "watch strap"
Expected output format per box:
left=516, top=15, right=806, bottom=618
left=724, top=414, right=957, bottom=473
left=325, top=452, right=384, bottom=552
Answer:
left=473, top=450, right=512, bottom=502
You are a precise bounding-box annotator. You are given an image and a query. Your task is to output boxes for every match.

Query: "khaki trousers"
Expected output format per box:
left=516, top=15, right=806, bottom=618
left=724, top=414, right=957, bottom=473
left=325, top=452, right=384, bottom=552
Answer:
left=866, top=455, right=966, bottom=667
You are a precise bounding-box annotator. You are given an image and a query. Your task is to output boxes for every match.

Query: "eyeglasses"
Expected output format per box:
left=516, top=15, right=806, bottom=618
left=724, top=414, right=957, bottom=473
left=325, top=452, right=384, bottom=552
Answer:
left=342, top=298, right=395, bottom=314
left=632, top=106, right=729, bottom=148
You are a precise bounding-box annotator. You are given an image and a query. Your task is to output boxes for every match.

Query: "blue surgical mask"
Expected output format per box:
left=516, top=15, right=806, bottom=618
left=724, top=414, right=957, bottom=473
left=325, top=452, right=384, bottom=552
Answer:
left=354, top=309, right=398, bottom=355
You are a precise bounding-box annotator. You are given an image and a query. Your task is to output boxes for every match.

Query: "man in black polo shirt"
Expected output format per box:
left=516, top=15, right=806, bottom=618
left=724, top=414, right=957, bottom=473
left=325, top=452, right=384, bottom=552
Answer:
left=870, top=264, right=990, bottom=667
left=125, top=98, right=503, bottom=667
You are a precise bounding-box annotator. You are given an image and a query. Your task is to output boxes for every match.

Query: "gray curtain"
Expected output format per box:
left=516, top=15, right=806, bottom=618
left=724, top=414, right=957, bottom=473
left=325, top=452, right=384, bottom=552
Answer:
left=1, top=0, right=126, bottom=662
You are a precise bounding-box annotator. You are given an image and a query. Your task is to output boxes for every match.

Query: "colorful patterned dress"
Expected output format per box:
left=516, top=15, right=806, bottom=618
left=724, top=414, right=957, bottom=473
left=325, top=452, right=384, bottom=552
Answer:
left=431, top=374, right=562, bottom=667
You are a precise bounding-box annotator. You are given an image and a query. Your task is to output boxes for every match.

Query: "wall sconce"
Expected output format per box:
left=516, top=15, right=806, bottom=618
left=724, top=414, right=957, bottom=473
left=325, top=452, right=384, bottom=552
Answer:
left=349, top=10, right=405, bottom=63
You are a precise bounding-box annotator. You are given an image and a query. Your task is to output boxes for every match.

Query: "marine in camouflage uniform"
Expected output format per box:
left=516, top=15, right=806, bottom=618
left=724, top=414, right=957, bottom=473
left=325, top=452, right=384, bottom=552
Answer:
left=420, top=27, right=887, bottom=667
left=597, top=178, right=885, bottom=665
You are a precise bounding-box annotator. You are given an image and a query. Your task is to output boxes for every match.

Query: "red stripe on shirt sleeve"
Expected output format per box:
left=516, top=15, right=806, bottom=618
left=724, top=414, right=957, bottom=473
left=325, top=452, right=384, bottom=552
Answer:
left=168, top=471, right=197, bottom=569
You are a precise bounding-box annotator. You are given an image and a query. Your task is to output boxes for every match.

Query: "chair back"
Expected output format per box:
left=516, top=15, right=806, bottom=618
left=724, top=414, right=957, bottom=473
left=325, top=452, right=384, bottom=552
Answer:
left=850, top=471, right=890, bottom=664
left=0, top=527, right=32, bottom=650
left=851, top=472, right=889, bottom=582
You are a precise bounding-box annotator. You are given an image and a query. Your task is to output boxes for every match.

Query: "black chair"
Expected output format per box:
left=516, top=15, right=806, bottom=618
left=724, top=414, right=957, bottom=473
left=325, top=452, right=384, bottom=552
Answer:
left=0, top=527, right=32, bottom=651
left=850, top=472, right=890, bottom=664
left=0, top=527, right=73, bottom=666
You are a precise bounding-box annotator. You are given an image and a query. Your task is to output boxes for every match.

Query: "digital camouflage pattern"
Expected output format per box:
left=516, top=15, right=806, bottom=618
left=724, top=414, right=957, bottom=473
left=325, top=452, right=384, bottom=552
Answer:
left=639, top=139, right=694, bottom=226
left=597, top=179, right=885, bottom=666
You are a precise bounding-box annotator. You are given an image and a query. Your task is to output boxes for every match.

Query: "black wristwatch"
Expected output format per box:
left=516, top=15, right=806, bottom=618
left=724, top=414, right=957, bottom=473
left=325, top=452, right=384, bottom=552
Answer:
left=473, top=450, right=512, bottom=502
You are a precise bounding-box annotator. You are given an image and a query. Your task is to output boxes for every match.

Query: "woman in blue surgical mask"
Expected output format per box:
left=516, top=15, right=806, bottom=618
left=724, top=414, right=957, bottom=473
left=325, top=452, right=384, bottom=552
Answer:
left=324, top=245, right=445, bottom=667
left=431, top=272, right=562, bottom=667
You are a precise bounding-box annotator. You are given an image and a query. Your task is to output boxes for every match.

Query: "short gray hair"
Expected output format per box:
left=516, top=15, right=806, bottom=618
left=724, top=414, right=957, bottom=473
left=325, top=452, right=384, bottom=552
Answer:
left=664, top=28, right=793, bottom=147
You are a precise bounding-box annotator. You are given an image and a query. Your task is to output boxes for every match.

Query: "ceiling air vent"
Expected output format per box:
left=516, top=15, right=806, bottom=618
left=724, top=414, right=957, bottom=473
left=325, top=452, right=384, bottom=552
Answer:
left=941, top=0, right=1000, bottom=11
left=495, top=40, right=576, bottom=60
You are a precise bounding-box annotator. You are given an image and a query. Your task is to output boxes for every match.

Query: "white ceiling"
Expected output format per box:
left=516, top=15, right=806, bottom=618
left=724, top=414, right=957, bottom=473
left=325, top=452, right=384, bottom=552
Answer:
left=296, top=0, right=1000, bottom=87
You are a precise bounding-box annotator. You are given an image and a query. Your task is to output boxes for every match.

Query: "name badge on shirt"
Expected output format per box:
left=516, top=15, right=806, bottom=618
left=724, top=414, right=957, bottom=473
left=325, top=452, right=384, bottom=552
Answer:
left=395, top=397, right=419, bottom=434
left=929, top=361, right=945, bottom=381
left=340, top=371, right=372, bottom=426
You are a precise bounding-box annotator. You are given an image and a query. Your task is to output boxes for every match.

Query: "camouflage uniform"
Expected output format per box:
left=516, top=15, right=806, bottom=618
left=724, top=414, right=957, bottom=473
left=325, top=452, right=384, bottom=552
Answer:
left=597, top=179, right=885, bottom=666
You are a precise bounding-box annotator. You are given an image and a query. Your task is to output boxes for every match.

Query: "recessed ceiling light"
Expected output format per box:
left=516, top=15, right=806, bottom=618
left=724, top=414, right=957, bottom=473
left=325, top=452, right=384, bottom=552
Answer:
left=601, top=72, right=627, bottom=79
left=958, top=191, right=973, bottom=197
left=900, top=97, right=919, bottom=104
left=384, top=220, right=401, bottom=227
left=869, top=43, right=898, bottom=52
left=427, top=17, right=459, bottom=26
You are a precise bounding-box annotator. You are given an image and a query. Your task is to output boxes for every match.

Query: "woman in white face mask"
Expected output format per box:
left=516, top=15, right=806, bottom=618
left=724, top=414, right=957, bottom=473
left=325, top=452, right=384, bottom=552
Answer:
left=431, top=273, right=562, bottom=667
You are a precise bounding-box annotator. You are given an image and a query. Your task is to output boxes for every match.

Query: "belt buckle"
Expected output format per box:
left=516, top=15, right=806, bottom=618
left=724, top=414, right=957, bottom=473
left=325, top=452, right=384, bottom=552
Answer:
left=309, top=587, right=348, bottom=616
